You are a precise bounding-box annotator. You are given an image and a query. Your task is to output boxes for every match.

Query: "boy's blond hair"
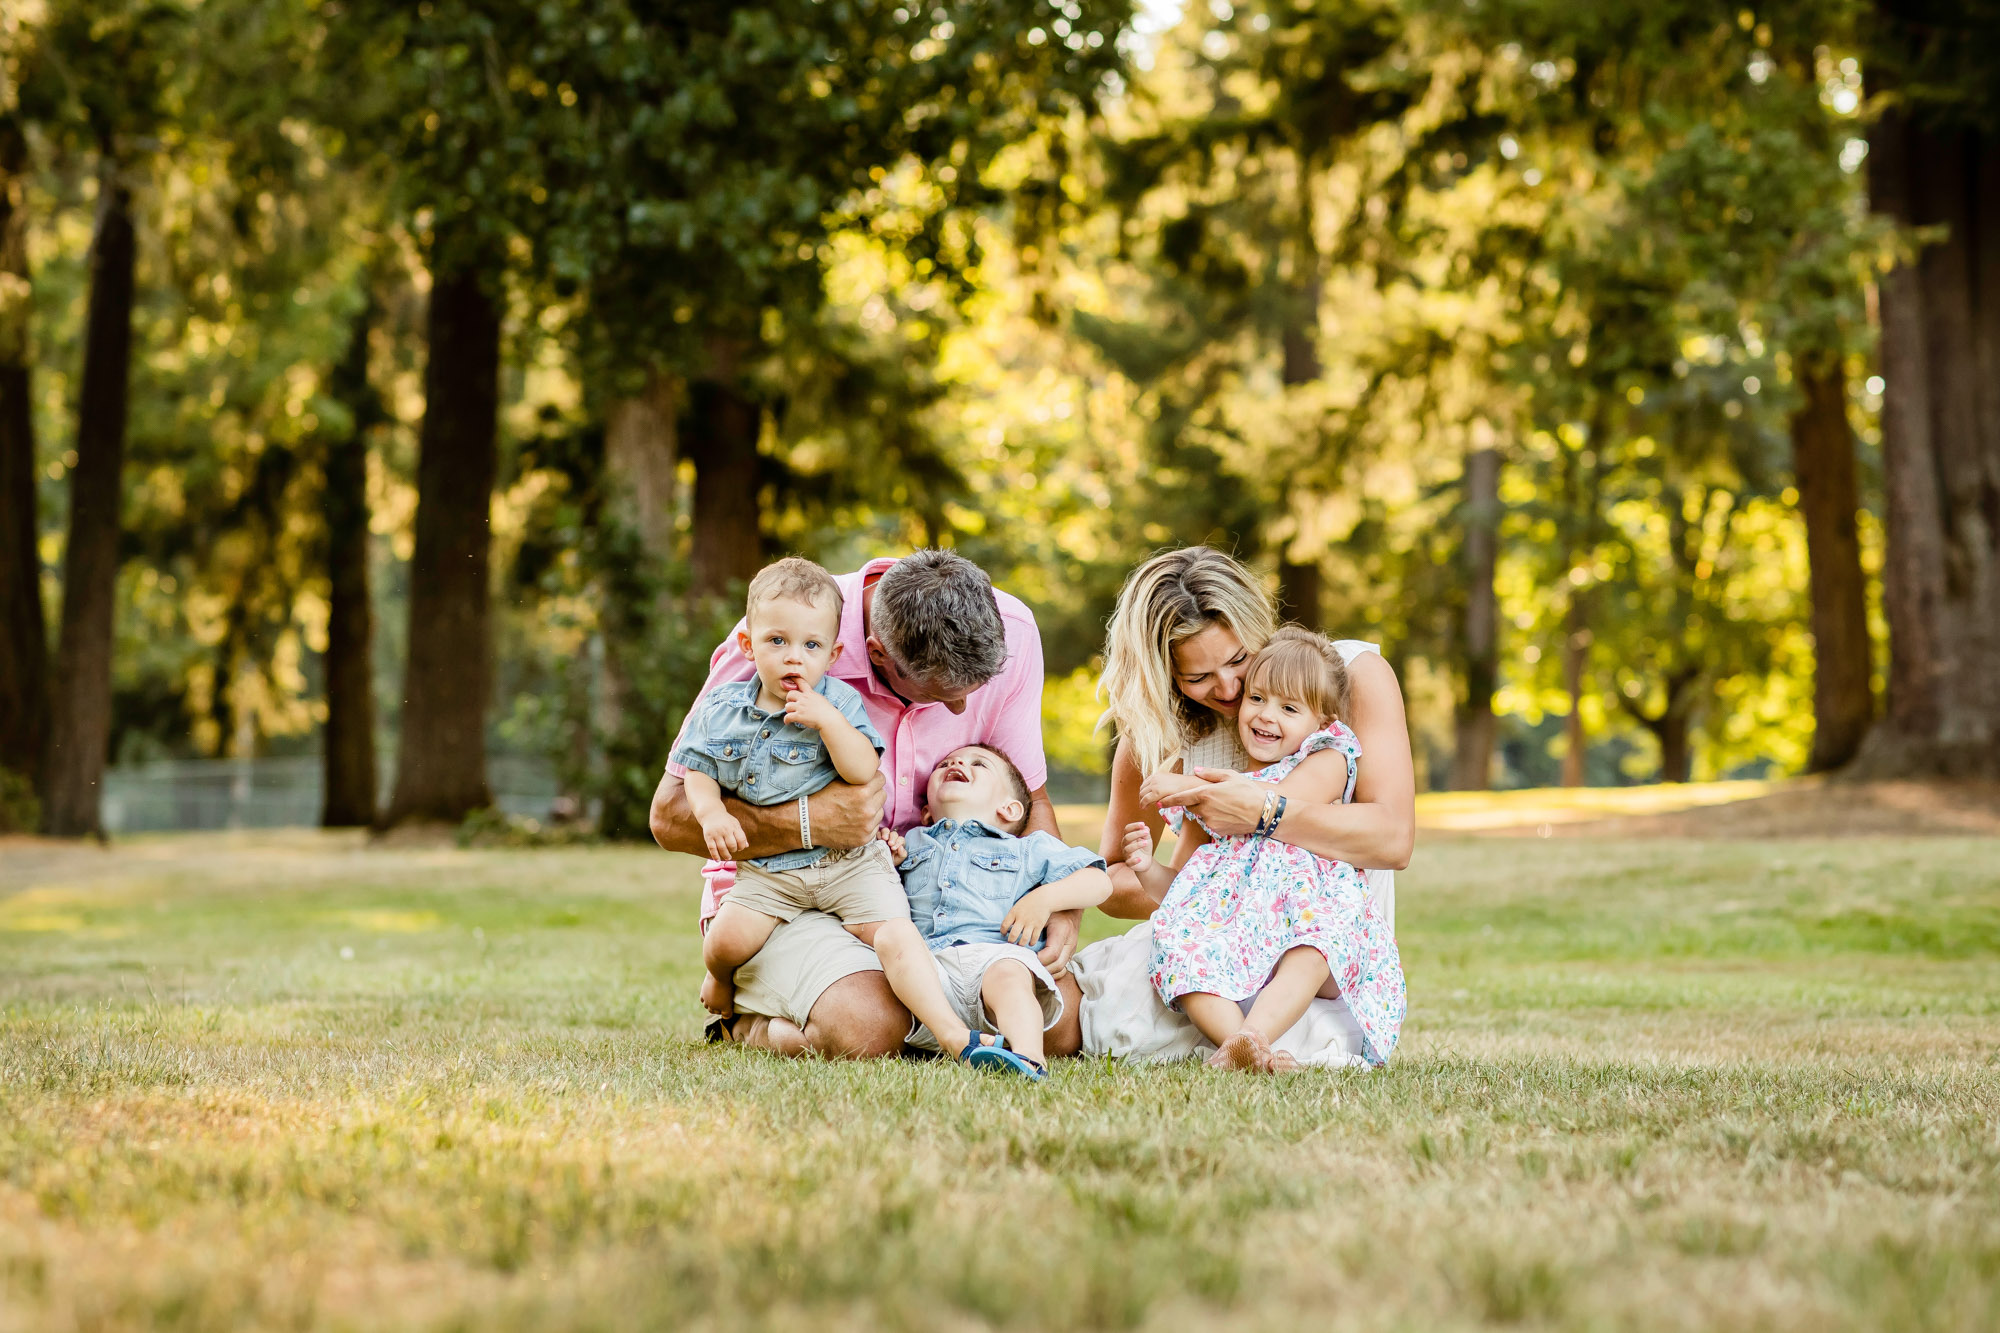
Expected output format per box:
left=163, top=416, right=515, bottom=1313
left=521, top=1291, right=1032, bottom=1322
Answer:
left=1245, top=625, right=1351, bottom=723
left=746, top=557, right=842, bottom=626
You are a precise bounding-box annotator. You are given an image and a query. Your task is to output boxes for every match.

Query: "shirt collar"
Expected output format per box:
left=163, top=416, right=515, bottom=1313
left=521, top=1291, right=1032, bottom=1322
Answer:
left=926, top=816, right=1011, bottom=841
left=829, top=557, right=899, bottom=690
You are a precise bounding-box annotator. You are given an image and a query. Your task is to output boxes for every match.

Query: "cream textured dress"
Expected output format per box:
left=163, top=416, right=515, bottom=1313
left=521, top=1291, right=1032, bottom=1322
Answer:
left=1071, top=640, right=1397, bottom=1069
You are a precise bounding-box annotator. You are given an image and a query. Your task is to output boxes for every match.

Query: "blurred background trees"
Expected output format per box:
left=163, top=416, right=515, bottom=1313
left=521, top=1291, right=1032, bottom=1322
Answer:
left=0, top=0, right=1992, bottom=838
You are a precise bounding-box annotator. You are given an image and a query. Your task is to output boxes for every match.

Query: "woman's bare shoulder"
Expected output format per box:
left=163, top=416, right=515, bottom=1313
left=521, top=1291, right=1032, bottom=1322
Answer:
left=1110, top=734, right=1139, bottom=779
left=1347, top=649, right=1406, bottom=709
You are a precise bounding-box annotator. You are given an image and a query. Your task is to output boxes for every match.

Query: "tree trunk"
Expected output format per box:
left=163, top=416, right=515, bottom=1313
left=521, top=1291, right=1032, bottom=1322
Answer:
left=381, top=254, right=500, bottom=826
left=604, top=368, right=679, bottom=564
left=43, top=163, right=134, bottom=838
left=1652, top=712, right=1692, bottom=784
left=1450, top=445, right=1501, bottom=790
left=1560, top=595, right=1589, bottom=788
left=321, top=296, right=378, bottom=827
left=1276, top=560, right=1322, bottom=630
left=597, top=368, right=678, bottom=755
left=0, top=118, right=48, bottom=793
left=1789, top=361, right=1875, bottom=771
left=683, top=365, right=762, bottom=602
left=1859, top=104, right=2000, bottom=777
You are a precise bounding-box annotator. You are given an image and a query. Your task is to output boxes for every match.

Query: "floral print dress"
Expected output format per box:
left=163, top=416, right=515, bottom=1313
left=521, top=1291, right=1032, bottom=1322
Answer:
left=1147, top=723, right=1407, bottom=1066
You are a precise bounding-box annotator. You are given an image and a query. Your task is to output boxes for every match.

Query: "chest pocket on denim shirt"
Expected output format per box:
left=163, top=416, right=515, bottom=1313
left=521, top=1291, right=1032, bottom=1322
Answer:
left=698, top=739, right=747, bottom=777
left=971, top=845, right=1021, bottom=899
left=772, top=742, right=818, bottom=766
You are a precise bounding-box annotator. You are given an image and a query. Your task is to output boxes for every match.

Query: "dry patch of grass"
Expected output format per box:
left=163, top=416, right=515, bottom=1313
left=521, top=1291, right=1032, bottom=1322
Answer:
left=2, top=831, right=1997, bottom=1331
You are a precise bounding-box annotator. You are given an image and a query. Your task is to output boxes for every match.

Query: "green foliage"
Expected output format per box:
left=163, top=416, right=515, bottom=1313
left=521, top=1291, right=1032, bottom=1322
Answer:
left=3, top=0, right=1915, bottom=798
left=0, top=765, right=38, bottom=832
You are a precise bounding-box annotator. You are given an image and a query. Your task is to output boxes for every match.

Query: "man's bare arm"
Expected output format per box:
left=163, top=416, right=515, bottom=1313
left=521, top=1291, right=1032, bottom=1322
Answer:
left=1023, top=784, right=1060, bottom=838
left=1020, top=783, right=1087, bottom=975
left=649, top=770, right=887, bottom=859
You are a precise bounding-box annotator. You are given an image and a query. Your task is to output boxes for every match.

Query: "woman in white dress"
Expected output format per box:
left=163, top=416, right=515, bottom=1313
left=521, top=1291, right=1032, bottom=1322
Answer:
left=1061, top=546, right=1417, bottom=1068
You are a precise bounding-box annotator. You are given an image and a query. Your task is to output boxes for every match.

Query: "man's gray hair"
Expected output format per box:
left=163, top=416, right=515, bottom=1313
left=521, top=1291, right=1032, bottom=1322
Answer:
left=872, top=550, right=1009, bottom=691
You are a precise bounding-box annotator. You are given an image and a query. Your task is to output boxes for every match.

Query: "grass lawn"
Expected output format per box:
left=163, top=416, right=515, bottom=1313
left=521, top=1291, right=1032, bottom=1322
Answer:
left=2, top=823, right=1997, bottom=1331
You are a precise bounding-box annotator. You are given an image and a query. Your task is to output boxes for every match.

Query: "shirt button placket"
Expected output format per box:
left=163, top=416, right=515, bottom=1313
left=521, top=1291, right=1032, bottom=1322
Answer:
left=895, top=719, right=914, bottom=824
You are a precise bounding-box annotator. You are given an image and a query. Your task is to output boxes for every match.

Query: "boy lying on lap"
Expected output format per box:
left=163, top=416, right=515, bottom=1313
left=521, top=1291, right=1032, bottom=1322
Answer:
left=880, top=745, right=1111, bottom=1078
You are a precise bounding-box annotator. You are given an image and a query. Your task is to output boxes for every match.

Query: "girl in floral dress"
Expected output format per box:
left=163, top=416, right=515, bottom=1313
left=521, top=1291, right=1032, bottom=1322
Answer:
left=1120, top=627, right=1407, bottom=1072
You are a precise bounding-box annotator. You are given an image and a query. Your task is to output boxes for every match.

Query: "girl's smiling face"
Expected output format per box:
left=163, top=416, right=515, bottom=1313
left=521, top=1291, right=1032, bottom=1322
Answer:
left=1236, top=669, right=1331, bottom=763
left=1172, top=623, right=1252, bottom=718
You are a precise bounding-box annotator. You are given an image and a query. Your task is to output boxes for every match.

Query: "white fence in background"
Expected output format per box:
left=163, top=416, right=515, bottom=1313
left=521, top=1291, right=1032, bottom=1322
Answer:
left=100, top=755, right=561, bottom=835
left=98, top=756, right=1107, bottom=834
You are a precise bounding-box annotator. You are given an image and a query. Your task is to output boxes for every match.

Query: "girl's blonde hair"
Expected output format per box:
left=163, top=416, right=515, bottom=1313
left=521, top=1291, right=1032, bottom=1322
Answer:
left=1098, top=547, right=1277, bottom=776
left=1245, top=625, right=1351, bottom=726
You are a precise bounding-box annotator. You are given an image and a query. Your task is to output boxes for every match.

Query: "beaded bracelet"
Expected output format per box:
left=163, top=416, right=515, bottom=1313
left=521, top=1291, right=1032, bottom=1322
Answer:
left=1253, top=790, right=1278, bottom=838
left=797, top=794, right=812, bottom=850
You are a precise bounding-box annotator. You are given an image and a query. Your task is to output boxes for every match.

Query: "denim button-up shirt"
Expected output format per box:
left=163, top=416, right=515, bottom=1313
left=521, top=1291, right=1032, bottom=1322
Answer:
left=669, top=675, right=884, bottom=870
left=898, top=818, right=1105, bottom=949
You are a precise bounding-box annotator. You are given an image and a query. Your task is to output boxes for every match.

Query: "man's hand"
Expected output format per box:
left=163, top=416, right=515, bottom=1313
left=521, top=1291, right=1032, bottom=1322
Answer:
left=783, top=687, right=840, bottom=731
left=811, top=771, right=888, bottom=849
left=873, top=825, right=907, bottom=865
left=699, top=810, right=749, bottom=861
left=1037, top=908, right=1081, bottom=979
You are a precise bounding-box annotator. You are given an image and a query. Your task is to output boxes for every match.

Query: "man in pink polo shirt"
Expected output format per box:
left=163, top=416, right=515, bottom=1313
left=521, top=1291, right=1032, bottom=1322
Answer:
left=648, top=550, right=1079, bottom=1058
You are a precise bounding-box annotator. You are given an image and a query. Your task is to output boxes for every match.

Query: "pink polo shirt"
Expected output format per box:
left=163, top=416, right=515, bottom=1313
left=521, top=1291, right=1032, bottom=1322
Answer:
left=666, top=557, right=1048, bottom=925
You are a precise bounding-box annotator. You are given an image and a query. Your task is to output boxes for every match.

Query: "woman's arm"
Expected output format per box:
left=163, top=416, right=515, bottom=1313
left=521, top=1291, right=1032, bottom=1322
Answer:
left=1168, top=653, right=1416, bottom=870
left=1099, top=738, right=1172, bottom=919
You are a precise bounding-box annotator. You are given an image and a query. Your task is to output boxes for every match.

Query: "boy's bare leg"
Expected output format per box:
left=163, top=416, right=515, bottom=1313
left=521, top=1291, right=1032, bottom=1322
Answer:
left=702, top=903, right=783, bottom=1016
left=980, top=960, right=1050, bottom=1066
left=850, top=920, right=973, bottom=1058
left=1240, top=946, right=1333, bottom=1073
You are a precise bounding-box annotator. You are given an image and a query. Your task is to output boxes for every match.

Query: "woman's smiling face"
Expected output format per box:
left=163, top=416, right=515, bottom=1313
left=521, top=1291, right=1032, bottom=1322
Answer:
left=1172, top=623, right=1252, bottom=718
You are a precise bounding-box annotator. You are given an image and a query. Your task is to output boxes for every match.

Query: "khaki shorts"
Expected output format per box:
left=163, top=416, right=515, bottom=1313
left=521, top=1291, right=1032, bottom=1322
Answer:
left=907, top=941, right=1064, bottom=1053
left=730, top=910, right=886, bottom=1030
left=724, top=841, right=909, bottom=926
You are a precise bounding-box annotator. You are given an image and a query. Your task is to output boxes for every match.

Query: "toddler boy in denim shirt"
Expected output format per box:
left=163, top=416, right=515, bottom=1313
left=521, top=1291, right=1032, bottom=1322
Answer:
left=674, top=559, right=1013, bottom=1067
left=877, top=744, right=1112, bottom=1076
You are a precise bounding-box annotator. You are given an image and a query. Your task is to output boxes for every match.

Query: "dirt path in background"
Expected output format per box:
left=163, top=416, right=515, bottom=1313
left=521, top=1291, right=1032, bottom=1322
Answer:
left=1484, top=780, right=2000, bottom=839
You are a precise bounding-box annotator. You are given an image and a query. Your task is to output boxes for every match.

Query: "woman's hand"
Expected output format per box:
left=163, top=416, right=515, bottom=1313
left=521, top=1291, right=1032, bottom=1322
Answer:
left=1169, top=768, right=1270, bottom=838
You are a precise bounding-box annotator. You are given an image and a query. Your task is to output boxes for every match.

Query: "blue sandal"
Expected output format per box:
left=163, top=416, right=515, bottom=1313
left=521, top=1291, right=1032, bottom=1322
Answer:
left=960, top=1032, right=1046, bottom=1081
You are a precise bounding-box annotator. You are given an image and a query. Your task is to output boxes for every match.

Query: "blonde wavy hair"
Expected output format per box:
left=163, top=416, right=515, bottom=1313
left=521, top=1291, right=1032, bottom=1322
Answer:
left=1098, top=547, right=1277, bottom=777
